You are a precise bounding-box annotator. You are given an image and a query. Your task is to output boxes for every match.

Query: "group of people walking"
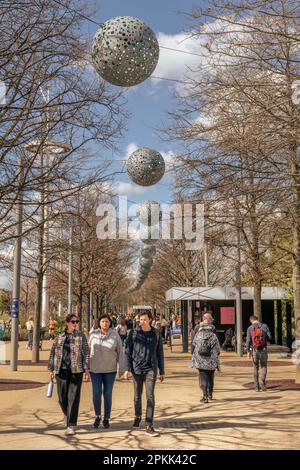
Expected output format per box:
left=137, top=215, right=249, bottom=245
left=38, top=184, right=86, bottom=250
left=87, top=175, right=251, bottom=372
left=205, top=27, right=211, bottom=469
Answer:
left=48, top=310, right=165, bottom=437
left=48, top=310, right=271, bottom=437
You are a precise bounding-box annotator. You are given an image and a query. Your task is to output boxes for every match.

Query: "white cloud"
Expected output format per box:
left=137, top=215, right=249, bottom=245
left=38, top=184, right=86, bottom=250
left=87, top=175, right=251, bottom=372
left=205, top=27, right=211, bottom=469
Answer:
left=113, top=181, right=150, bottom=196
left=0, top=271, right=12, bottom=290
left=153, top=32, right=208, bottom=85
left=125, top=142, right=139, bottom=159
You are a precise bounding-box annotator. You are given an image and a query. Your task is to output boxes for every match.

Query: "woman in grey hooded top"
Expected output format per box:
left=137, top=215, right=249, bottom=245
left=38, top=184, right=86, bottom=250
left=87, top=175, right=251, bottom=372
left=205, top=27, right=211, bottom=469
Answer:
left=88, top=314, right=125, bottom=429
left=191, top=321, right=220, bottom=403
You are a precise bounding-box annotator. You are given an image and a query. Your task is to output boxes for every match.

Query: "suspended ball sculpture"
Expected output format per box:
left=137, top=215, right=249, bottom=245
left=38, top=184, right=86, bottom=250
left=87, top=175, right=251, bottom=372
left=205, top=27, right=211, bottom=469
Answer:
left=127, top=148, right=165, bottom=186
left=92, top=16, right=159, bottom=87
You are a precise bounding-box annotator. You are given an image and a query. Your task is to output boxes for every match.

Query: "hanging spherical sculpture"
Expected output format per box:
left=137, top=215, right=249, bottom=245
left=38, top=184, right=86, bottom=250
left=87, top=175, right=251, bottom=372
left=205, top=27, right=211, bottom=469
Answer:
left=92, top=16, right=159, bottom=87
left=127, top=148, right=165, bottom=186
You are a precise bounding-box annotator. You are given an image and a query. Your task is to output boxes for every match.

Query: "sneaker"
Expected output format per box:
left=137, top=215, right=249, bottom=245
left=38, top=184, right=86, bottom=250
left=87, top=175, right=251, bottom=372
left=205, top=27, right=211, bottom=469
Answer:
left=93, top=416, right=101, bottom=428
left=102, top=419, right=110, bottom=429
left=261, top=383, right=267, bottom=391
left=255, top=386, right=262, bottom=392
left=145, top=425, right=159, bottom=437
left=208, top=395, right=213, bottom=401
left=132, top=417, right=141, bottom=428
left=200, top=397, right=209, bottom=403
left=65, top=426, right=76, bottom=436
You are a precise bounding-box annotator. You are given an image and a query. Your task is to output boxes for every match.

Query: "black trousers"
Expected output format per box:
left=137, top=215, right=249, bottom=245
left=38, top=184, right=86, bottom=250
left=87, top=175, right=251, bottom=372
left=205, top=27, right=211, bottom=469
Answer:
left=133, top=369, right=157, bottom=425
left=56, top=369, right=83, bottom=426
left=198, top=369, right=215, bottom=398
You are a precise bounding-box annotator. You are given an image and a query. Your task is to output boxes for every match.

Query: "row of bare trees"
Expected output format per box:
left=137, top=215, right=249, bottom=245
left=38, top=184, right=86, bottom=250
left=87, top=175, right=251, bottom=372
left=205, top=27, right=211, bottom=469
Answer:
left=0, top=0, right=132, bottom=361
left=156, top=0, right=300, bottom=378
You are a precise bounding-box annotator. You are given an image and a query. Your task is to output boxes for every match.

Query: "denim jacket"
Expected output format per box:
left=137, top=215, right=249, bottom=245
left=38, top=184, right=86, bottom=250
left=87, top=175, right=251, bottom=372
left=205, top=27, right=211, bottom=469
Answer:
left=48, top=330, right=89, bottom=374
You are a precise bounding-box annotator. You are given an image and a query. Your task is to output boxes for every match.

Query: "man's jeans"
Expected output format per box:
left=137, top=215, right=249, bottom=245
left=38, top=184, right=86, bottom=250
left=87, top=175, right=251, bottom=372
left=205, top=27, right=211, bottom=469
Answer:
left=90, top=372, right=116, bottom=419
left=252, top=349, right=268, bottom=388
left=133, top=369, right=157, bottom=425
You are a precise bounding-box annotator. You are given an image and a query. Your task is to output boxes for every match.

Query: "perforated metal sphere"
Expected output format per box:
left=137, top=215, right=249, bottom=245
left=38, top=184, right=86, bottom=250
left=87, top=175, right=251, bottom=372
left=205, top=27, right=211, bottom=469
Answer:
left=138, top=200, right=160, bottom=226
left=127, top=148, right=165, bottom=186
left=92, top=16, right=159, bottom=87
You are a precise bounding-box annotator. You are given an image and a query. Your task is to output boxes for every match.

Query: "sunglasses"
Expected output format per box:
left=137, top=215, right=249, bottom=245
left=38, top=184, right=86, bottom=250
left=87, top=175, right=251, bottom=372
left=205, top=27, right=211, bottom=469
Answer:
left=69, top=320, right=79, bottom=324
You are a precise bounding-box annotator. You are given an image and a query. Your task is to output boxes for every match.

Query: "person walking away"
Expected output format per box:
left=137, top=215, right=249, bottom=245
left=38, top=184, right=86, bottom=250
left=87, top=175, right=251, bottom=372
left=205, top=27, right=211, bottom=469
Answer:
left=191, top=320, right=220, bottom=403
left=48, top=314, right=89, bottom=436
left=116, top=319, right=128, bottom=345
left=125, top=314, right=133, bottom=331
left=25, top=317, right=34, bottom=350
left=222, top=328, right=234, bottom=351
left=89, top=314, right=125, bottom=429
left=123, top=311, right=165, bottom=437
left=246, top=315, right=271, bottom=391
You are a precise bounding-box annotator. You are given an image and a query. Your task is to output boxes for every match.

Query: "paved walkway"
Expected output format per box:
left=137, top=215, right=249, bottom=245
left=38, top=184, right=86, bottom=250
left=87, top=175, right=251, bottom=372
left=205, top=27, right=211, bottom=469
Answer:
left=0, top=341, right=299, bottom=450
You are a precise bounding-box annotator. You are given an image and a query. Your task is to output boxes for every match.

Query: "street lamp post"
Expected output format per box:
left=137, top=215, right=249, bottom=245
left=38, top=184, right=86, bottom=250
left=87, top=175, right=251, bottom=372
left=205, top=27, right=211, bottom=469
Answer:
left=25, top=139, right=71, bottom=362
left=68, top=227, right=73, bottom=314
left=10, top=161, right=23, bottom=371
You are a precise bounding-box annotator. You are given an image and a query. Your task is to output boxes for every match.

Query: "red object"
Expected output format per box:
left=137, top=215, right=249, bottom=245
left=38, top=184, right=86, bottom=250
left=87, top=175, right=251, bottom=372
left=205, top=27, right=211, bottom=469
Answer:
left=220, top=307, right=235, bottom=324
left=251, top=326, right=265, bottom=349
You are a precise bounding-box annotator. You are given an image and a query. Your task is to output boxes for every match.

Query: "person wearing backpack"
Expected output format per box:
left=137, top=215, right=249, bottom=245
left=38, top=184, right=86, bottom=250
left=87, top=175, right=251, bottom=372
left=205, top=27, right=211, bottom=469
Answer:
left=246, top=315, right=272, bottom=392
left=191, top=320, right=220, bottom=403
left=123, top=311, right=165, bottom=437
left=116, top=319, right=128, bottom=345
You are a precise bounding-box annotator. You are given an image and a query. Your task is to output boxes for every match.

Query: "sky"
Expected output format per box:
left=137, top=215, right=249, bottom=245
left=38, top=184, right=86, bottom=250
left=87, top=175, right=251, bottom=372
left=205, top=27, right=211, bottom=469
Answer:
left=84, top=0, right=208, bottom=205
left=1, top=0, right=208, bottom=290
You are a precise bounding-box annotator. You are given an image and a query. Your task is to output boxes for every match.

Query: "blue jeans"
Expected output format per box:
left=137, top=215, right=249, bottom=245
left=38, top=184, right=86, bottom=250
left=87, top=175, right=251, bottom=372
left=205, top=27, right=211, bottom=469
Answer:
left=90, top=372, right=116, bottom=419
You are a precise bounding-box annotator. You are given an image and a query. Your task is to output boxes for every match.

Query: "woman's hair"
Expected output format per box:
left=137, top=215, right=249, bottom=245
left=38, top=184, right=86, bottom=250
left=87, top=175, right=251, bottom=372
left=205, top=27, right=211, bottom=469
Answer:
left=119, top=319, right=126, bottom=326
left=98, top=314, right=112, bottom=327
left=66, top=313, right=78, bottom=323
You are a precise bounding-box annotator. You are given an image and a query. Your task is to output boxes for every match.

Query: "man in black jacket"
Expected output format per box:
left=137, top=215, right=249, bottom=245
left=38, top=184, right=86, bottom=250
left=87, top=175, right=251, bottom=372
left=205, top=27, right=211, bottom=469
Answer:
left=123, top=311, right=165, bottom=437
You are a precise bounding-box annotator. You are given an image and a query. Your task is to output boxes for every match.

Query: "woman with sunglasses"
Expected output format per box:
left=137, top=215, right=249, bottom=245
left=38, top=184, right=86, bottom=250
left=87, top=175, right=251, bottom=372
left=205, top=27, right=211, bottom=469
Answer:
left=48, top=313, right=90, bottom=436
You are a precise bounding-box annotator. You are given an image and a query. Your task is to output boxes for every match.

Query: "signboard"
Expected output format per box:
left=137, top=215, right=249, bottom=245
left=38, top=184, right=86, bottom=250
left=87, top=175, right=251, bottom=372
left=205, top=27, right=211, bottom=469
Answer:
left=11, top=299, right=19, bottom=319
left=220, top=306, right=235, bottom=325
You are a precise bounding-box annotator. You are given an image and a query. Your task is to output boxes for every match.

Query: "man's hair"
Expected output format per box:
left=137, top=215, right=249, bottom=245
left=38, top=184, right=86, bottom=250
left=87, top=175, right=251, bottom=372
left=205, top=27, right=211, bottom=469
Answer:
left=250, top=315, right=258, bottom=321
left=138, top=310, right=153, bottom=320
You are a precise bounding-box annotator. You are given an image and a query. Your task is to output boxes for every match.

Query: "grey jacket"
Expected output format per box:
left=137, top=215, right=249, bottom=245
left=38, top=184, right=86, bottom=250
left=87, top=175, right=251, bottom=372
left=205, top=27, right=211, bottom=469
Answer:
left=88, top=328, right=125, bottom=374
left=190, top=326, right=220, bottom=371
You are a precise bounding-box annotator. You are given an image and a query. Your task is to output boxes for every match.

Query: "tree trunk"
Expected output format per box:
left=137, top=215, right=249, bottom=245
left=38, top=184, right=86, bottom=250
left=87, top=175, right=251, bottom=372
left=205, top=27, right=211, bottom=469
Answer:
left=291, top=146, right=300, bottom=383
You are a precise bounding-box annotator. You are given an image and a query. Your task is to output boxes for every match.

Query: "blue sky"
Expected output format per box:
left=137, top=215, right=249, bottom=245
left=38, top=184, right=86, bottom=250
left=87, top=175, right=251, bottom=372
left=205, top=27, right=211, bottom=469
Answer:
left=85, top=0, right=207, bottom=206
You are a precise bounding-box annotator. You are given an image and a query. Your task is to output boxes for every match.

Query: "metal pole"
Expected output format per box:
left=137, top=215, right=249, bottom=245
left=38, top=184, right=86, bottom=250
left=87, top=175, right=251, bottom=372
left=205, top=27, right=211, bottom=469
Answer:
left=68, top=228, right=73, bottom=314
left=204, top=242, right=209, bottom=287
left=89, top=291, right=93, bottom=331
left=182, top=300, right=189, bottom=353
left=235, top=222, right=243, bottom=357
left=10, top=162, right=23, bottom=371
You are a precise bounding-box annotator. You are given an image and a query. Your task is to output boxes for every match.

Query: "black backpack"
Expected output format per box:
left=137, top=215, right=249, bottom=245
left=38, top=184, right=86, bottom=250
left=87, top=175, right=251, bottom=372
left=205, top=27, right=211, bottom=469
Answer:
left=197, top=336, right=212, bottom=357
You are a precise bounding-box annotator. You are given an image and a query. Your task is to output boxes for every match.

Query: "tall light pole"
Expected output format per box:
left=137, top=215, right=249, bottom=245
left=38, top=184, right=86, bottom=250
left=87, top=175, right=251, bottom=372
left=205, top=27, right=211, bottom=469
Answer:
left=25, top=139, right=71, bottom=362
left=204, top=242, right=209, bottom=287
left=235, top=215, right=243, bottom=357
left=68, top=227, right=73, bottom=314
left=10, top=161, right=23, bottom=371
